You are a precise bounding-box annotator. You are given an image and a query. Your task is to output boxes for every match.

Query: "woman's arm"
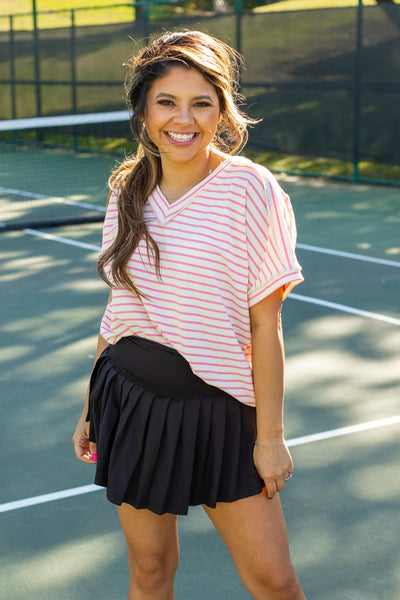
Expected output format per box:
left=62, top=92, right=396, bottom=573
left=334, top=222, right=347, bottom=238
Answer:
left=72, top=291, right=111, bottom=464
left=249, top=286, right=293, bottom=499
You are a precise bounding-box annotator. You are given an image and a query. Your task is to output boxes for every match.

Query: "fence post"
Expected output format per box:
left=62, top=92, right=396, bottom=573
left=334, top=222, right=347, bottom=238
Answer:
left=353, top=0, right=363, bottom=182
left=9, top=15, right=17, bottom=119
left=32, top=0, right=42, bottom=116
left=135, top=0, right=149, bottom=43
left=143, top=0, right=150, bottom=44
left=70, top=9, right=77, bottom=114
left=70, top=9, right=79, bottom=151
left=235, top=0, right=243, bottom=56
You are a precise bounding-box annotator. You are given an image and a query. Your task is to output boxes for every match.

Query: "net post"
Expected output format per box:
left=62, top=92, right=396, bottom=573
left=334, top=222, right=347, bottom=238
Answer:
left=352, top=0, right=363, bottom=183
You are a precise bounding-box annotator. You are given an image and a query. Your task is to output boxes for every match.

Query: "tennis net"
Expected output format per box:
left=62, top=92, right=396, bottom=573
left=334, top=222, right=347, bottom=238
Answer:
left=0, top=111, right=133, bottom=231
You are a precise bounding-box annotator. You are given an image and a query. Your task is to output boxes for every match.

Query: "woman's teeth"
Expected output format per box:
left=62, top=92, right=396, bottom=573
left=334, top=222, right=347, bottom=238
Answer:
left=167, top=132, right=196, bottom=142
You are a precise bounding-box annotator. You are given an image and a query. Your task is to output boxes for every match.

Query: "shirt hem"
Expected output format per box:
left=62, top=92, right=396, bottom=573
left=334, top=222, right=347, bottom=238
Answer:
left=248, top=270, right=304, bottom=307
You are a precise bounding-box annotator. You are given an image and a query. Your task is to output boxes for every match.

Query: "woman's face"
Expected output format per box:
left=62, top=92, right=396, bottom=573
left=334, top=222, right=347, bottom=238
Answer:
left=144, top=65, right=221, bottom=166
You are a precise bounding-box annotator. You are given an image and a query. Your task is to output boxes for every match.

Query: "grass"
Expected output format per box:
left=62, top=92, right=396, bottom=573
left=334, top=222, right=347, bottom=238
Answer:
left=1, top=0, right=129, bottom=11
left=2, top=0, right=398, bottom=17
left=0, top=1, right=189, bottom=31
left=0, top=4, right=134, bottom=31
left=242, top=149, right=400, bottom=183
left=254, top=0, right=378, bottom=13
left=2, top=128, right=399, bottom=183
left=2, top=0, right=399, bottom=32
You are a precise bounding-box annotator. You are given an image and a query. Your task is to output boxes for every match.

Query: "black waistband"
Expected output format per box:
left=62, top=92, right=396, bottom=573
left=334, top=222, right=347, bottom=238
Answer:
left=110, top=335, right=223, bottom=397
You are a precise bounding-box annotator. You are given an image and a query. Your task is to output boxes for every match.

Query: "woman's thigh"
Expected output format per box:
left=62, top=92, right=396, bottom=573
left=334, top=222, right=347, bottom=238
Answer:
left=117, top=503, right=180, bottom=572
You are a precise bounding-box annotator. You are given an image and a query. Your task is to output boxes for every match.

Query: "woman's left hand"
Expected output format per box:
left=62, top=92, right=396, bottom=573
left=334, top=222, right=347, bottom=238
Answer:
left=253, top=439, right=293, bottom=499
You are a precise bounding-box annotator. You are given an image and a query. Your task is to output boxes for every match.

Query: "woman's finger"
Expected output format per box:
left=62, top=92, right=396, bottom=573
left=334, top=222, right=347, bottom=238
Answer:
left=89, top=441, right=97, bottom=462
left=263, top=478, right=278, bottom=499
left=72, top=420, right=96, bottom=463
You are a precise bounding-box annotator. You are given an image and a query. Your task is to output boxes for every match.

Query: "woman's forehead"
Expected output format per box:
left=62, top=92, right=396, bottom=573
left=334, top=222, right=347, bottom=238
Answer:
left=148, top=65, right=217, bottom=96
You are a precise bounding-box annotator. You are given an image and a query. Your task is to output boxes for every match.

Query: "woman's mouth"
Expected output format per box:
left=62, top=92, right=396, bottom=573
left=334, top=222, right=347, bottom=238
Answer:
left=165, top=131, right=199, bottom=145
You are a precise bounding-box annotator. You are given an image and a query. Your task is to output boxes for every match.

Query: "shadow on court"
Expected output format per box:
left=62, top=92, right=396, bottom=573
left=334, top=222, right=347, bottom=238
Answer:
left=1, top=176, right=399, bottom=600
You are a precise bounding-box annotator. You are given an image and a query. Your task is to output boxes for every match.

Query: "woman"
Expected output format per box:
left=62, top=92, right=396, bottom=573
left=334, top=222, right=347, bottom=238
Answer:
left=73, top=30, right=306, bottom=600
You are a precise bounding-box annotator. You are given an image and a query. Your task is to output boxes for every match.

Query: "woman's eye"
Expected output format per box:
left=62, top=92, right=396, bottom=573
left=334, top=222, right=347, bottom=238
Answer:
left=156, top=100, right=212, bottom=108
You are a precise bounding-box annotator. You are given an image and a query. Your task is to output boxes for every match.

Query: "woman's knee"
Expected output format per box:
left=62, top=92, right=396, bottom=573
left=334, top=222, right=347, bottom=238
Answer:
left=243, top=562, right=302, bottom=600
left=269, top=566, right=301, bottom=598
left=131, top=550, right=178, bottom=593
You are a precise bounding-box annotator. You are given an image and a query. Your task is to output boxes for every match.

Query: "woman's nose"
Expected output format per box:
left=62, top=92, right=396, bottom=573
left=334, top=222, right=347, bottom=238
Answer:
left=173, top=105, right=194, bottom=125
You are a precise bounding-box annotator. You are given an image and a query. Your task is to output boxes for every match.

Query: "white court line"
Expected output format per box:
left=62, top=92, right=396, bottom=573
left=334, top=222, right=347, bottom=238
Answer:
left=287, top=415, right=400, bottom=447
left=22, top=228, right=400, bottom=326
left=1, top=415, right=399, bottom=514
left=0, top=485, right=102, bottom=514
left=297, top=243, right=400, bottom=268
left=0, top=186, right=106, bottom=213
left=290, top=293, right=400, bottom=327
left=0, top=231, right=397, bottom=514
left=3, top=187, right=398, bottom=268
left=24, top=228, right=101, bottom=252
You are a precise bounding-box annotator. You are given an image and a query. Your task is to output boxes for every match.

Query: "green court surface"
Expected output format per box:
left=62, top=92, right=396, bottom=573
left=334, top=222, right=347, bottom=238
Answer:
left=1, top=162, right=399, bottom=599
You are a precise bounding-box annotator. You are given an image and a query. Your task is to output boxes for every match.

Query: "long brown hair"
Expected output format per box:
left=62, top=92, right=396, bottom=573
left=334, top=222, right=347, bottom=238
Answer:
left=98, top=30, right=256, bottom=297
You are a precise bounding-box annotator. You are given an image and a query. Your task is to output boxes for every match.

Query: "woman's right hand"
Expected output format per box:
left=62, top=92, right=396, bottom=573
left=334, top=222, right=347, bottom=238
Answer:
left=72, top=417, right=97, bottom=464
left=72, top=314, right=110, bottom=464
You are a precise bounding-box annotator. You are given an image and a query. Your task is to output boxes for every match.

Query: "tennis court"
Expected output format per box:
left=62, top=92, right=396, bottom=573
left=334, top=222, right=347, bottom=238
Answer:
left=0, top=145, right=399, bottom=599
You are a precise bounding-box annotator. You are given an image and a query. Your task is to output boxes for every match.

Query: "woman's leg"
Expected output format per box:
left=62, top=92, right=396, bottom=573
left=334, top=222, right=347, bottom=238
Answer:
left=203, top=489, right=306, bottom=600
left=117, top=503, right=179, bottom=600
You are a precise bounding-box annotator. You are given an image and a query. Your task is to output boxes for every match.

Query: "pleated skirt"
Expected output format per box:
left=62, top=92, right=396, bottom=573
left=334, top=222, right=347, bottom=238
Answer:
left=87, top=335, right=263, bottom=515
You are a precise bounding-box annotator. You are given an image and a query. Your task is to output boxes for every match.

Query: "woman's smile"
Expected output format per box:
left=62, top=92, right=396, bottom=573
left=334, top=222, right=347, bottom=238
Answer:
left=165, top=131, right=199, bottom=145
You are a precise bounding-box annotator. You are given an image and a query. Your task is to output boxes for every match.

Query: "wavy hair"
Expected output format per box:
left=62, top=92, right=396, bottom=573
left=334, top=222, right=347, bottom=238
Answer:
left=98, top=30, right=257, bottom=297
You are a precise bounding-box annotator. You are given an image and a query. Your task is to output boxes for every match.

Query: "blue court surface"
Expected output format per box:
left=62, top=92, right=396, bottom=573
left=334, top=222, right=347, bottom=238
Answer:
left=1, top=171, right=399, bottom=600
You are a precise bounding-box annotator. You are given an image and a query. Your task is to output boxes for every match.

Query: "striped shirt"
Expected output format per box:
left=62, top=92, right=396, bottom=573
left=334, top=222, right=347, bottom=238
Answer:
left=100, top=155, right=303, bottom=406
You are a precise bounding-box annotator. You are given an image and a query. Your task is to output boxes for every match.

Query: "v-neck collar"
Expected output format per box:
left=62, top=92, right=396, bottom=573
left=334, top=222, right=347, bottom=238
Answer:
left=148, top=158, right=232, bottom=225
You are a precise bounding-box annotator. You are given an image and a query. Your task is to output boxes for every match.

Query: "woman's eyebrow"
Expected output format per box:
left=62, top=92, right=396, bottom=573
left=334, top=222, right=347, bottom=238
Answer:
left=155, top=93, right=175, bottom=99
left=192, top=95, right=214, bottom=102
left=154, top=92, right=214, bottom=101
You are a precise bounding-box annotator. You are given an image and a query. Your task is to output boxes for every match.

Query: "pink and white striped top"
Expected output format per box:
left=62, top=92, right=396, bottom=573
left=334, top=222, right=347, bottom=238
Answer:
left=100, top=156, right=303, bottom=406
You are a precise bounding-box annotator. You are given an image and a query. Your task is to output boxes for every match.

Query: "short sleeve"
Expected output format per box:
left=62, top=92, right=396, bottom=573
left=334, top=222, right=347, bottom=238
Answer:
left=245, top=168, right=303, bottom=307
left=101, top=188, right=119, bottom=253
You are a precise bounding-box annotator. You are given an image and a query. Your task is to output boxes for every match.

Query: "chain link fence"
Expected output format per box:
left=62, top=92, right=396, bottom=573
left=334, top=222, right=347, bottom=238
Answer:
left=0, top=1, right=399, bottom=183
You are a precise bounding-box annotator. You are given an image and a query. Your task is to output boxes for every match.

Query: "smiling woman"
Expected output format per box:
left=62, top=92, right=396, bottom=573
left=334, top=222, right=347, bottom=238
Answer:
left=73, top=30, right=306, bottom=600
left=97, top=30, right=257, bottom=296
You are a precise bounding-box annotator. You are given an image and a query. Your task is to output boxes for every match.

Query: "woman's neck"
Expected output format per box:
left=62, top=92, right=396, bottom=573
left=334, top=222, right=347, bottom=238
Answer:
left=159, top=151, right=213, bottom=204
